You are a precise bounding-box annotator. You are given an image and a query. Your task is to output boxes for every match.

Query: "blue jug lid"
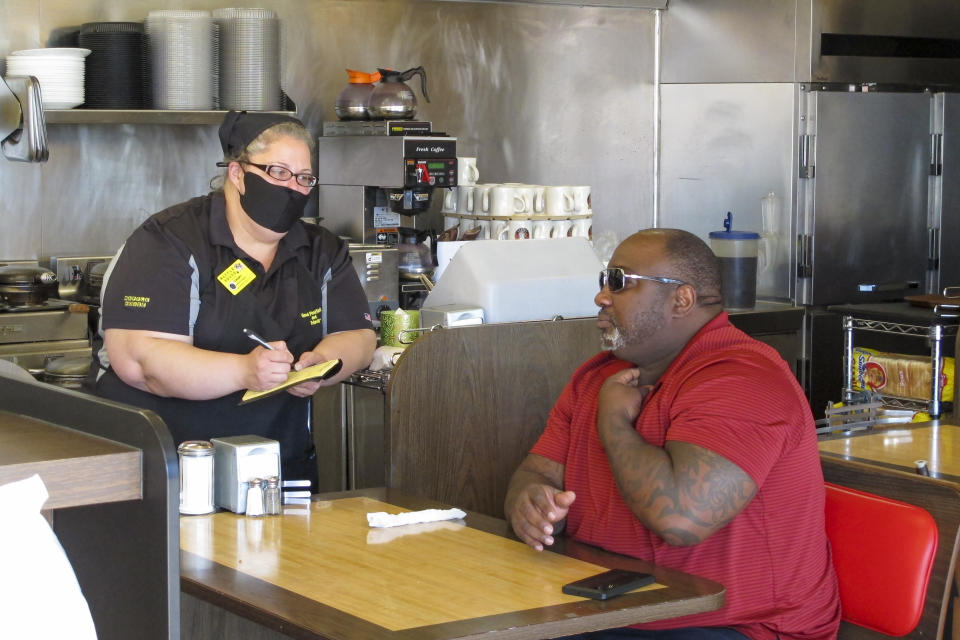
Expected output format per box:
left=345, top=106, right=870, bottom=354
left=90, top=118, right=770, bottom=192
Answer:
left=708, top=211, right=760, bottom=240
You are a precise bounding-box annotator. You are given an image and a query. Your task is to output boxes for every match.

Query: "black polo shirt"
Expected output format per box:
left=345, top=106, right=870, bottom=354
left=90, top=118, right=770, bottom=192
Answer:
left=95, top=192, right=372, bottom=486
left=101, top=192, right=372, bottom=351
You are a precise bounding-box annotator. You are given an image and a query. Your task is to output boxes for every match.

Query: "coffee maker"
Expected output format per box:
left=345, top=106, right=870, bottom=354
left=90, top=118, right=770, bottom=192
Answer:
left=316, top=121, right=457, bottom=309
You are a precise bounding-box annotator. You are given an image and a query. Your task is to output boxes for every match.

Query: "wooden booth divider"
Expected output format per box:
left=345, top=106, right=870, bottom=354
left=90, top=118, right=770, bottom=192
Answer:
left=387, top=317, right=600, bottom=518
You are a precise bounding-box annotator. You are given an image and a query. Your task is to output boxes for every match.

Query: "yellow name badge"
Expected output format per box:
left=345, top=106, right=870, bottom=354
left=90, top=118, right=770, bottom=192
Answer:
left=217, top=259, right=257, bottom=296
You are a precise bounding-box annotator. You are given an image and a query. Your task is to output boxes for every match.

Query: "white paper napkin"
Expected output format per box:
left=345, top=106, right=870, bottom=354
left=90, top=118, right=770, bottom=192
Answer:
left=366, top=507, right=466, bottom=528
left=367, top=520, right=463, bottom=544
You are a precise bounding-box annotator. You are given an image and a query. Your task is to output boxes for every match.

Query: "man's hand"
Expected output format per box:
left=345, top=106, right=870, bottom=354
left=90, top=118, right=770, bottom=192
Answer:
left=508, top=485, right=576, bottom=551
left=597, top=367, right=652, bottom=432
left=504, top=454, right=573, bottom=551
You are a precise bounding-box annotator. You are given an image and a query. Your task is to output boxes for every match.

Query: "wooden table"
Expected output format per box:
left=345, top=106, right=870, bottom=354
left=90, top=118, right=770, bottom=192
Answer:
left=180, top=488, right=725, bottom=640
left=819, top=420, right=960, bottom=481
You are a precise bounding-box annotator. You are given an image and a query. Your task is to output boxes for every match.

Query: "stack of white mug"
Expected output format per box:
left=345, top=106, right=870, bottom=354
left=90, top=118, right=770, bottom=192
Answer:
left=441, top=157, right=593, bottom=242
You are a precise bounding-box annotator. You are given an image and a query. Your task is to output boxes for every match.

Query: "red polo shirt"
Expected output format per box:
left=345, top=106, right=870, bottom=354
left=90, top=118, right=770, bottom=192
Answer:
left=531, top=313, right=840, bottom=640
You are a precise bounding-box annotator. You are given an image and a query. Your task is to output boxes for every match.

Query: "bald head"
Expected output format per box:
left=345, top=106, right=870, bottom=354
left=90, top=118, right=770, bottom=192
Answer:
left=621, top=228, right=723, bottom=304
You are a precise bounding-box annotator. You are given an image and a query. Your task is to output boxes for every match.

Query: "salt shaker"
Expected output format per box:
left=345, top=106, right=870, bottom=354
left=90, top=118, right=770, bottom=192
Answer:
left=245, top=478, right=265, bottom=517
left=264, top=476, right=281, bottom=515
left=178, top=440, right=215, bottom=515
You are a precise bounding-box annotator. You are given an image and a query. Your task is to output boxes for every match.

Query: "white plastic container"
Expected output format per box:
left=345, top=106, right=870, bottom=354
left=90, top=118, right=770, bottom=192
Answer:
left=423, top=237, right=603, bottom=324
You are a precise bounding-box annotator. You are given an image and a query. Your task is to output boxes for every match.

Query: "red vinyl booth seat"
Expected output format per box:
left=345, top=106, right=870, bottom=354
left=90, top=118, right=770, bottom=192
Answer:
left=824, top=483, right=938, bottom=637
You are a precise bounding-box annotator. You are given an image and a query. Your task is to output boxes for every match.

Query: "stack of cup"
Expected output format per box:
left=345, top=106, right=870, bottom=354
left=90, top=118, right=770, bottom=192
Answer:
left=542, top=185, right=592, bottom=240
left=444, top=173, right=594, bottom=242
left=441, top=156, right=481, bottom=240
left=490, top=183, right=531, bottom=240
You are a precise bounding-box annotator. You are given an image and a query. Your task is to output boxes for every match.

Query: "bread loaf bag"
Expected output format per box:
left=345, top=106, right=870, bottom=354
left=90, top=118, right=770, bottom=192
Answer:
left=852, top=346, right=955, bottom=401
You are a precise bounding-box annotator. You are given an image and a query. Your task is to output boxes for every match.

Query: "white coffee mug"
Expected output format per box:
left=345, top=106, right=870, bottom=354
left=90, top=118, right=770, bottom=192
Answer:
left=442, top=187, right=458, bottom=213
left=551, top=218, right=573, bottom=238
left=489, top=185, right=526, bottom=217
left=569, top=186, right=591, bottom=213
left=509, top=219, right=532, bottom=240
left=474, top=219, right=491, bottom=240
left=472, top=184, right=495, bottom=215
left=512, top=185, right=536, bottom=215
left=545, top=186, right=575, bottom=216
left=457, top=185, right=475, bottom=215
left=492, top=220, right=510, bottom=241
left=443, top=215, right=461, bottom=233
left=458, top=222, right=482, bottom=240
left=570, top=215, right=592, bottom=239
left=458, top=157, right=480, bottom=186
left=532, top=219, right=553, bottom=239
left=529, top=185, right=547, bottom=215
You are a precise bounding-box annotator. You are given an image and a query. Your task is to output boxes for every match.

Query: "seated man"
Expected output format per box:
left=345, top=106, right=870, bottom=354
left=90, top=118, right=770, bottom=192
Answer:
left=505, top=229, right=840, bottom=640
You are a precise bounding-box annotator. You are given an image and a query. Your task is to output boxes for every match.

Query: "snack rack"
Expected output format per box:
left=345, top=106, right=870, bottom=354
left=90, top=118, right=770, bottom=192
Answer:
left=828, top=302, right=959, bottom=418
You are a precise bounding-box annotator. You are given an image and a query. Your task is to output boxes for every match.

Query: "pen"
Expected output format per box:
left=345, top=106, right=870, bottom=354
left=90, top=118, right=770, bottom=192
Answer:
left=243, top=328, right=275, bottom=351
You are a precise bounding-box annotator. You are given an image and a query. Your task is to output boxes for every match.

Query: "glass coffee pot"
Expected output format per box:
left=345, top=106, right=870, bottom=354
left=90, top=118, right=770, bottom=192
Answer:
left=367, top=67, right=429, bottom=120
left=396, top=226, right=437, bottom=279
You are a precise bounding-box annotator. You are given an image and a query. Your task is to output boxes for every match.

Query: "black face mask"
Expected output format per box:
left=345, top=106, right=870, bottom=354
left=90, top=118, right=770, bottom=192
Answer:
left=239, top=171, right=309, bottom=233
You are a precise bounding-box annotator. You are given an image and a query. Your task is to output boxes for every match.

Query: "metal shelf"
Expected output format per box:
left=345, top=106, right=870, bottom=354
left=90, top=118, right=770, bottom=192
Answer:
left=43, top=109, right=296, bottom=125
left=850, top=316, right=959, bottom=338
left=842, top=312, right=955, bottom=418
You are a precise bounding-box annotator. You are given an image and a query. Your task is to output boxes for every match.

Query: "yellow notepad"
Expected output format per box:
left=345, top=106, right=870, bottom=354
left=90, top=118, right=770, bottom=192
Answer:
left=239, top=359, right=343, bottom=405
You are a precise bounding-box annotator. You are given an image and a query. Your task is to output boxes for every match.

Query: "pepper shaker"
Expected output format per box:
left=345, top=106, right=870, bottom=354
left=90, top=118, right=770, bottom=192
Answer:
left=245, top=478, right=265, bottom=517
left=264, top=476, right=281, bottom=515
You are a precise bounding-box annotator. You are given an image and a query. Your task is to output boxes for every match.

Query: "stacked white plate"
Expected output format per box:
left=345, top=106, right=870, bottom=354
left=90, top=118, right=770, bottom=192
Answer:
left=213, top=8, right=281, bottom=111
left=5, top=48, right=89, bottom=110
left=146, top=10, right=217, bottom=110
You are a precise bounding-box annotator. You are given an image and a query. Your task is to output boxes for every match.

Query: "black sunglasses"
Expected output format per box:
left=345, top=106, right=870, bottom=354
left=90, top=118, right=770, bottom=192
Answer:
left=599, top=268, right=686, bottom=293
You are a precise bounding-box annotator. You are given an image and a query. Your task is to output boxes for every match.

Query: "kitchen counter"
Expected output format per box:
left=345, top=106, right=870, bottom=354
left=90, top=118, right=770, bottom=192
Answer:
left=726, top=300, right=805, bottom=334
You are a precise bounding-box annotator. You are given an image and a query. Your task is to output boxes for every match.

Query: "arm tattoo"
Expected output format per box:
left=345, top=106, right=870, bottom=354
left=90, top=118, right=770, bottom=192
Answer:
left=602, top=428, right=757, bottom=545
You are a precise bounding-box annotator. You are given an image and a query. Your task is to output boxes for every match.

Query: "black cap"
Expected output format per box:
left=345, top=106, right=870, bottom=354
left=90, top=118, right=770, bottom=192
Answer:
left=218, top=110, right=305, bottom=157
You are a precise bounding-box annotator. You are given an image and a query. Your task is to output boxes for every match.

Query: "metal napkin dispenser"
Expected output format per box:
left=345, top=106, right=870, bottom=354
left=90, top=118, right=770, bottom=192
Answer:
left=210, top=435, right=281, bottom=514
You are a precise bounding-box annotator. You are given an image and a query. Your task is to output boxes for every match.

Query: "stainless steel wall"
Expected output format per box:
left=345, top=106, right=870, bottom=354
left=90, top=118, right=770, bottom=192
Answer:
left=0, top=0, right=656, bottom=260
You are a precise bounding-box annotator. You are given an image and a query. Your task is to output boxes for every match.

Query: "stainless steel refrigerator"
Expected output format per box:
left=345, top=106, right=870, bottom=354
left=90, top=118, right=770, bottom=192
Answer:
left=659, top=0, right=960, bottom=413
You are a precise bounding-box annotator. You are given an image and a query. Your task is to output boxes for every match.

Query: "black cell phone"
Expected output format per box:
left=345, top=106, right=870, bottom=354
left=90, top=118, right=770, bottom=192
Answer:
left=562, top=569, right=655, bottom=600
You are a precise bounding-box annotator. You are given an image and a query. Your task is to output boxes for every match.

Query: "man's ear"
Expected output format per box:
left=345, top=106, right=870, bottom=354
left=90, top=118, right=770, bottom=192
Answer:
left=672, top=283, right=697, bottom=317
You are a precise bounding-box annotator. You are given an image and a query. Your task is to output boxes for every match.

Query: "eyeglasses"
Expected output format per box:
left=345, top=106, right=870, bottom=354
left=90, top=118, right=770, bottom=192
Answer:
left=599, top=268, right=686, bottom=293
left=222, top=161, right=318, bottom=188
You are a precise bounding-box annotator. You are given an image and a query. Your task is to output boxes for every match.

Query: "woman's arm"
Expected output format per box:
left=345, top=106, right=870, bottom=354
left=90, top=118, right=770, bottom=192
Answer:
left=105, top=328, right=294, bottom=400
left=285, top=328, right=377, bottom=396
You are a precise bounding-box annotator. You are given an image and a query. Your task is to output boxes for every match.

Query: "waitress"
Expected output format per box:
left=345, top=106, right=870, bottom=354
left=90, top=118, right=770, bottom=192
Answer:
left=90, top=110, right=376, bottom=487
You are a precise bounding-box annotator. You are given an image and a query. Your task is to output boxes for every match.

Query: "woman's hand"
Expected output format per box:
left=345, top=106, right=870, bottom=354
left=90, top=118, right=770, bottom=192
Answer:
left=244, top=342, right=294, bottom=391
left=285, top=348, right=329, bottom=397
left=284, top=329, right=377, bottom=397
